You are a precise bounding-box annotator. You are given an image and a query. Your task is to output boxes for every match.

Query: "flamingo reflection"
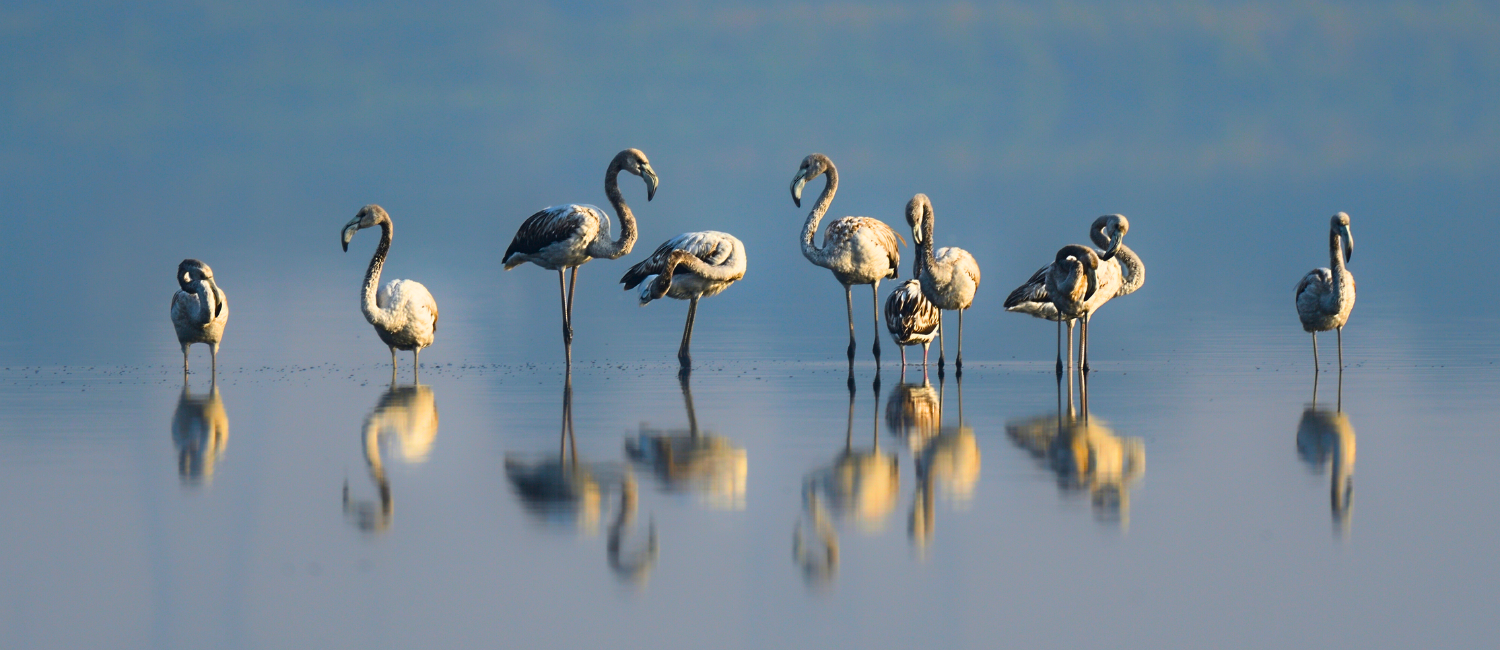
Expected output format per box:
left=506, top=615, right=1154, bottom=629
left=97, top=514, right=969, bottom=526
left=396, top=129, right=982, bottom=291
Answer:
left=171, top=377, right=229, bottom=486
left=626, top=372, right=747, bottom=510
left=793, top=375, right=899, bottom=585
left=343, top=380, right=439, bottom=533
left=1006, top=373, right=1145, bottom=529
left=1297, top=370, right=1356, bottom=537
left=504, top=374, right=657, bottom=584
left=906, top=374, right=981, bottom=550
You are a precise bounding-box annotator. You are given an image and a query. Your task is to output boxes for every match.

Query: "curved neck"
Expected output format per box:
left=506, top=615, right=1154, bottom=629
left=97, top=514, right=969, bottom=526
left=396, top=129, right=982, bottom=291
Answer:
left=362, top=220, right=392, bottom=327
left=594, top=159, right=638, bottom=259
left=666, top=249, right=745, bottom=284
left=1114, top=243, right=1145, bottom=295
left=800, top=167, right=839, bottom=266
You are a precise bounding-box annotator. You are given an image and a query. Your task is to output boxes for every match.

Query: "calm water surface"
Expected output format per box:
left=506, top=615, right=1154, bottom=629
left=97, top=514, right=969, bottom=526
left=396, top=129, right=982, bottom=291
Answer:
left=3, top=300, right=1498, bottom=649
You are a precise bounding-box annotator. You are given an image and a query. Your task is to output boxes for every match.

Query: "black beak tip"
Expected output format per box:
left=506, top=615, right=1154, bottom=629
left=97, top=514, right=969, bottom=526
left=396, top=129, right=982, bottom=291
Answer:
left=342, top=241, right=348, bottom=252
left=793, top=196, right=802, bottom=208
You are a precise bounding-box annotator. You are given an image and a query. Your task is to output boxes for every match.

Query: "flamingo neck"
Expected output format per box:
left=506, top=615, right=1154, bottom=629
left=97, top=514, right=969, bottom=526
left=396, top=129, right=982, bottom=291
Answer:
left=1114, top=243, right=1145, bottom=295
left=800, top=166, right=839, bottom=267
left=1329, top=229, right=1347, bottom=273
left=361, top=220, right=392, bottom=328
left=918, top=209, right=938, bottom=279
left=595, top=159, right=638, bottom=260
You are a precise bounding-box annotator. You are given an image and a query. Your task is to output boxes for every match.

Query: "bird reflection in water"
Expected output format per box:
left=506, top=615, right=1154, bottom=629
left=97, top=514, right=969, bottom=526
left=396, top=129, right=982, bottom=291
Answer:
left=793, top=373, right=899, bottom=585
left=504, top=374, right=657, bottom=585
left=626, top=371, right=747, bottom=510
left=1297, top=369, right=1356, bottom=537
left=171, top=376, right=229, bottom=486
left=343, top=380, right=439, bottom=533
left=1006, top=370, right=1145, bottom=529
left=903, top=373, right=981, bottom=551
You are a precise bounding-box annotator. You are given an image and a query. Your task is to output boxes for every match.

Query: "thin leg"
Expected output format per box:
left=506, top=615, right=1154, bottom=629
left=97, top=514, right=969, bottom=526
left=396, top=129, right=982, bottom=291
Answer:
left=1311, top=332, right=1320, bottom=371
left=413, top=348, right=420, bottom=383
left=955, top=308, right=964, bottom=371
left=567, top=266, right=579, bottom=340
left=870, top=283, right=882, bottom=363
left=182, top=344, right=190, bottom=374
left=210, top=343, right=218, bottom=378
left=1055, top=320, right=1064, bottom=378
left=937, top=312, right=946, bottom=369
left=389, top=347, right=398, bottom=377
left=1086, top=312, right=1098, bottom=372
left=558, top=269, right=570, bottom=342
left=900, top=346, right=907, bottom=368
left=1336, top=326, right=1344, bottom=371
left=1066, top=320, right=1076, bottom=375
left=678, top=297, right=698, bottom=367
left=845, top=285, right=856, bottom=363
left=922, top=342, right=930, bottom=367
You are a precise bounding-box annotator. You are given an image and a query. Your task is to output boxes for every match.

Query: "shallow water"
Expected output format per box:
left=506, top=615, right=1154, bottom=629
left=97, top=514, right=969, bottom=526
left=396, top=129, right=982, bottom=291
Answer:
left=3, top=297, right=1499, bottom=649
left=6, top=2, right=1500, bottom=648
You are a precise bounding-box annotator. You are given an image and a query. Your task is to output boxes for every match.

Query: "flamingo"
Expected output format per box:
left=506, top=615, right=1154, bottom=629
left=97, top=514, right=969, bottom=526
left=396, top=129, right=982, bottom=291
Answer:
left=620, top=231, right=746, bottom=368
left=170, top=259, right=228, bottom=376
left=906, top=194, right=981, bottom=371
left=341, top=205, right=439, bottom=381
left=1004, top=215, right=1142, bottom=374
left=503, top=148, right=657, bottom=366
left=1295, top=212, right=1356, bottom=371
left=790, top=154, right=903, bottom=364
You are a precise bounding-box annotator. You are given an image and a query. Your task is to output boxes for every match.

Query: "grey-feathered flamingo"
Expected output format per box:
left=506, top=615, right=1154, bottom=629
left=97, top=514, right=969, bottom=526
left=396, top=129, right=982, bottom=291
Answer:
left=1295, top=212, right=1356, bottom=371
left=620, top=231, right=746, bottom=368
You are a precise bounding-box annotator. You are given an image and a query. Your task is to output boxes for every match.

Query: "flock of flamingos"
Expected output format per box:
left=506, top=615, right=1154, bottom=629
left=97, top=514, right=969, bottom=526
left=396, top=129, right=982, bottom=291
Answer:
left=169, top=147, right=1358, bottom=379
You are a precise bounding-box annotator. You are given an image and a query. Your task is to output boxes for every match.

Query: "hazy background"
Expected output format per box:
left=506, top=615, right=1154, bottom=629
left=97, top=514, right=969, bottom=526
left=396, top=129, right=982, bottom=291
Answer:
left=2, top=0, right=1496, bottom=367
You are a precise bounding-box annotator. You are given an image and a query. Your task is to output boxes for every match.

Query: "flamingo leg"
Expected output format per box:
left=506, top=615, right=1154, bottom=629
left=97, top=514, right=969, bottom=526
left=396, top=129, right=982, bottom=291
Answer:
left=1055, top=319, right=1064, bottom=379
left=900, top=346, right=907, bottom=368
left=567, top=266, right=579, bottom=339
left=922, top=342, right=930, bottom=367
left=1336, top=326, right=1344, bottom=371
left=678, top=296, right=698, bottom=368
left=955, top=308, right=964, bottom=371
left=389, top=347, right=398, bottom=378
left=1086, top=312, right=1098, bottom=372
left=870, top=283, right=882, bottom=363
left=210, top=343, right=218, bottom=378
left=182, top=344, right=190, bottom=374
left=937, top=312, right=946, bottom=370
left=844, top=285, right=856, bottom=363
left=1066, top=320, right=1076, bottom=375
left=413, top=348, right=421, bottom=383
left=1311, top=332, right=1320, bottom=371
left=558, top=269, right=573, bottom=367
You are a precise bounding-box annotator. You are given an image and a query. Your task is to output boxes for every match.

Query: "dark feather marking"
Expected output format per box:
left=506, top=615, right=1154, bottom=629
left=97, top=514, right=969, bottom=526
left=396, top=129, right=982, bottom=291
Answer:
left=1004, top=265, right=1050, bottom=309
left=504, top=208, right=579, bottom=263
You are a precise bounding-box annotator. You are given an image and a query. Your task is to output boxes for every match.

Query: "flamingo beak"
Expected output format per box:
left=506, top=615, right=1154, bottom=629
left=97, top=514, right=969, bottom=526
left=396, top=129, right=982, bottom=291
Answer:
left=1084, top=264, right=1098, bottom=301
left=790, top=171, right=808, bottom=208
left=1341, top=226, right=1353, bottom=262
left=641, top=166, right=658, bottom=201
left=341, top=221, right=359, bottom=252
left=1100, top=231, right=1123, bottom=261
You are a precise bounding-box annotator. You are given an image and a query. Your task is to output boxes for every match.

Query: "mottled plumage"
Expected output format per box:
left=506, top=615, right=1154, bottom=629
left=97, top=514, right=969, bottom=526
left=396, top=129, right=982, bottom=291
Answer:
left=502, top=149, right=658, bottom=366
left=170, top=258, right=229, bottom=375
left=621, top=231, right=746, bottom=367
left=1295, top=212, right=1356, bottom=370
left=1005, top=215, right=1142, bottom=373
left=883, top=279, right=940, bottom=367
left=907, top=194, right=981, bottom=369
left=790, top=153, right=905, bottom=363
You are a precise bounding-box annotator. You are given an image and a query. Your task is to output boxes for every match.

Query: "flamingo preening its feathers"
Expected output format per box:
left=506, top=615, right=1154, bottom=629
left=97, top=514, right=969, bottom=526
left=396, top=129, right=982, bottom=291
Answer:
left=1004, top=215, right=1143, bottom=375
left=620, top=231, right=746, bottom=369
left=170, top=258, right=228, bottom=376
left=790, top=153, right=904, bottom=365
left=503, top=148, right=658, bottom=366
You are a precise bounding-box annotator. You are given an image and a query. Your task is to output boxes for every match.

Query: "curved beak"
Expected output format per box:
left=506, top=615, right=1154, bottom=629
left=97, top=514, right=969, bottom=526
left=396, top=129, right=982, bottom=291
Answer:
left=1341, top=225, right=1353, bottom=262
left=1084, top=264, right=1098, bottom=301
left=641, top=166, right=658, bottom=201
left=341, top=221, right=359, bottom=252
left=790, top=170, right=808, bottom=208
left=1099, top=231, right=1123, bottom=261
